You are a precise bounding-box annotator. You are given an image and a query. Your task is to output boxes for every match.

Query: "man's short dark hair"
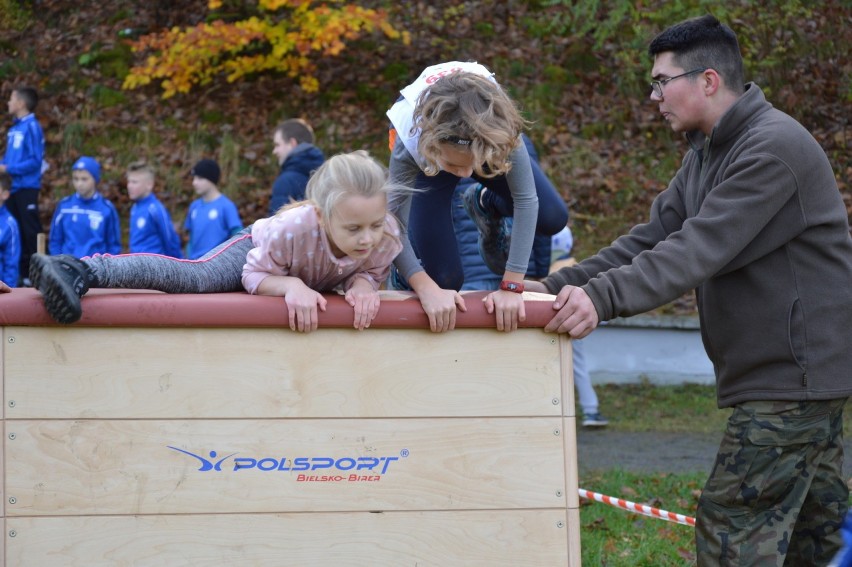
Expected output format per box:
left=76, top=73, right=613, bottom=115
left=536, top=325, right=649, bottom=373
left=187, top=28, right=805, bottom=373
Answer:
left=13, top=86, right=39, bottom=112
left=649, top=14, right=745, bottom=94
left=275, top=118, right=315, bottom=145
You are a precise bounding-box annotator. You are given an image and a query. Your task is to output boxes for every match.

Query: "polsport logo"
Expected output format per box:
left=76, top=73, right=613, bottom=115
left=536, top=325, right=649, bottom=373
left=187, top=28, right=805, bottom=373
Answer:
left=167, top=446, right=409, bottom=477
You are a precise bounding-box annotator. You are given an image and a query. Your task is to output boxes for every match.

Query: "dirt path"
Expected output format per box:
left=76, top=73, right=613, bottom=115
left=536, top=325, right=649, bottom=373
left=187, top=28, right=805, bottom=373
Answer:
left=576, top=429, right=852, bottom=477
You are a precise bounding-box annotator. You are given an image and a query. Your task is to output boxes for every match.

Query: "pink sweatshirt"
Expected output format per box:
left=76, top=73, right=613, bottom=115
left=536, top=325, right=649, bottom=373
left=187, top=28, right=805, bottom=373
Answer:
left=242, top=204, right=403, bottom=294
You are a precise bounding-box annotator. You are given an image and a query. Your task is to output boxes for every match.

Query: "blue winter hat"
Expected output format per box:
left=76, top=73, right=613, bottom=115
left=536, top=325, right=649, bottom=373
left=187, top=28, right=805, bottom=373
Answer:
left=72, top=156, right=101, bottom=184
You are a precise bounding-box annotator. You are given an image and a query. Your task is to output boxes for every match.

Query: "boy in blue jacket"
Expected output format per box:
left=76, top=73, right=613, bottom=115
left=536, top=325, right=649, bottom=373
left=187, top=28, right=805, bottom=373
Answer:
left=0, top=86, right=44, bottom=282
left=184, top=159, right=242, bottom=259
left=48, top=157, right=122, bottom=258
left=126, top=161, right=182, bottom=257
left=0, top=172, right=21, bottom=287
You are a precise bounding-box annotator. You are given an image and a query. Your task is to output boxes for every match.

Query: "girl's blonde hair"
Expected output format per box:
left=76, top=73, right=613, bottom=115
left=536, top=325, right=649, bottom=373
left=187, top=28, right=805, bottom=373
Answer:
left=413, top=71, right=526, bottom=178
left=277, top=150, right=404, bottom=219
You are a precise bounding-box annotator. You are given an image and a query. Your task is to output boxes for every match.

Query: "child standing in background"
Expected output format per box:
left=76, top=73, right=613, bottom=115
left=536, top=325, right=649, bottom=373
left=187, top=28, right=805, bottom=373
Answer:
left=126, top=161, right=182, bottom=257
left=0, top=171, right=21, bottom=287
left=548, top=225, right=608, bottom=428
left=184, top=159, right=242, bottom=259
left=0, top=86, right=44, bottom=283
left=30, top=151, right=405, bottom=332
left=48, top=156, right=121, bottom=258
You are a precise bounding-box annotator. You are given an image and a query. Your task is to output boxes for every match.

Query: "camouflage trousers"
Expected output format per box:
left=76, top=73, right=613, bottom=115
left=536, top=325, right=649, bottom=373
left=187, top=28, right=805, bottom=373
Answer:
left=696, top=398, right=848, bottom=566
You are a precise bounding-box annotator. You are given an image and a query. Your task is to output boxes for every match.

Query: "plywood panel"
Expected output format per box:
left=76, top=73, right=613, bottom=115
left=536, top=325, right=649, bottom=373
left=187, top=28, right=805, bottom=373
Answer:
left=5, top=327, right=561, bottom=419
left=0, top=419, right=4, bottom=520
left=559, top=336, right=582, bottom=567
left=6, top=418, right=566, bottom=516
left=6, top=510, right=569, bottom=566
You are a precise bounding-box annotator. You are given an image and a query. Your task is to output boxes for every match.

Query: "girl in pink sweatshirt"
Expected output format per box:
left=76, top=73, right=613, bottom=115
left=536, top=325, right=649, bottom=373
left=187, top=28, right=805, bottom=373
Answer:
left=30, top=151, right=404, bottom=332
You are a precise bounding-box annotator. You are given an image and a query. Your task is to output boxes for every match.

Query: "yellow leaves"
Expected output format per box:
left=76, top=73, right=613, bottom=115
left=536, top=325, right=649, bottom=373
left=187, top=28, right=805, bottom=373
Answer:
left=258, top=0, right=308, bottom=11
left=300, top=75, right=320, bottom=93
left=124, top=1, right=402, bottom=98
left=123, top=19, right=267, bottom=98
left=380, top=18, right=410, bottom=45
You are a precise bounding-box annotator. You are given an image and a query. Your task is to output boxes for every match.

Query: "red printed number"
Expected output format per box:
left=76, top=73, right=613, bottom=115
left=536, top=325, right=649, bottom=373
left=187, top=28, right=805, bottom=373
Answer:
left=425, top=67, right=463, bottom=84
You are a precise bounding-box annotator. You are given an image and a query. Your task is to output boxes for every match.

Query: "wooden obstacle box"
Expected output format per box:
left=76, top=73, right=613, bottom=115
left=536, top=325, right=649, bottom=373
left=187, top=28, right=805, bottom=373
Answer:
left=0, top=289, right=580, bottom=566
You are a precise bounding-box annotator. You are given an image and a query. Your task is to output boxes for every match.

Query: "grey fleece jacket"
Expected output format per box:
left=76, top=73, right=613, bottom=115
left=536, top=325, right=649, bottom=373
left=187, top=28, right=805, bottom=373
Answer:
left=543, top=83, right=852, bottom=408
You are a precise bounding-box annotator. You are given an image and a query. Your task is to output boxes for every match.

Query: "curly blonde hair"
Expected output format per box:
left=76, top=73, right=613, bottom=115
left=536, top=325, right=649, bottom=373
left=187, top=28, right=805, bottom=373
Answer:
left=413, top=71, right=526, bottom=178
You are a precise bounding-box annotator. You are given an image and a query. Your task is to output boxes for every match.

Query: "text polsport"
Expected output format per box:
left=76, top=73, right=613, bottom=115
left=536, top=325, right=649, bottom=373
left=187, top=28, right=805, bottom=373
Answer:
left=232, top=456, right=399, bottom=474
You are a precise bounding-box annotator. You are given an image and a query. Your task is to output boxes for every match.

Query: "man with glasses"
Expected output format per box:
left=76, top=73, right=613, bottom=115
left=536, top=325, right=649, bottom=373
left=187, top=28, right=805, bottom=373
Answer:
left=525, top=14, right=852, bottom=566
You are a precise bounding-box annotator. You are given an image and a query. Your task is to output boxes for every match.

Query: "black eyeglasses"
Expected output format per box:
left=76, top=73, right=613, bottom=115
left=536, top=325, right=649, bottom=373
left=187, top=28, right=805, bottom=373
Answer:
left=650, top=68, right=707, bottom=98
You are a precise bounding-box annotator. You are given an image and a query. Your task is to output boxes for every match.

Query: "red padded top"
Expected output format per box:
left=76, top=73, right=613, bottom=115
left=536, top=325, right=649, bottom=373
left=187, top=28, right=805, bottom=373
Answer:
left=0, top=288, right=560, bottom=329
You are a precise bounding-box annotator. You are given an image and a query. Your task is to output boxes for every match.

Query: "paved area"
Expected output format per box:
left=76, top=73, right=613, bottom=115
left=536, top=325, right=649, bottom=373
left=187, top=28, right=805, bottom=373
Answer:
left=576, top=429, right=852, bottom=477
left=577, top=430, right=718, bottom=474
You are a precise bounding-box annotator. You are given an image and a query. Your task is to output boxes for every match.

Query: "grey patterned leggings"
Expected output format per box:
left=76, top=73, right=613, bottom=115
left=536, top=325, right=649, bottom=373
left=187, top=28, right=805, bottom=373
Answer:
left=84, top=229, right=254, bottom=294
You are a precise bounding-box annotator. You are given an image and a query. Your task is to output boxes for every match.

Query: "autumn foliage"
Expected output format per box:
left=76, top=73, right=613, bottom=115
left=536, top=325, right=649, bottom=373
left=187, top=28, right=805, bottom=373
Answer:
left=123, top=0, right=408, bottom=98
left=4, top=0, right=847, bottom=284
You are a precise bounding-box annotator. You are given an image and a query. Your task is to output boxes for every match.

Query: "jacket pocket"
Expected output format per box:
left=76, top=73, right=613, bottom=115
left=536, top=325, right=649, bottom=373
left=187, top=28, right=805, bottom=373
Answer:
left=788, top=298, right=807, bottom=373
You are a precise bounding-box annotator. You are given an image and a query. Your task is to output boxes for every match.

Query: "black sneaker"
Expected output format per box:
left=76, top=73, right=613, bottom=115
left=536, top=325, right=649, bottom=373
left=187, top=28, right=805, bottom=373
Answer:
left=29, top=254, right=96, bottom=324
left=462, top=184, right=510, bottom=275
left=582, top=413, right=610, bottom=428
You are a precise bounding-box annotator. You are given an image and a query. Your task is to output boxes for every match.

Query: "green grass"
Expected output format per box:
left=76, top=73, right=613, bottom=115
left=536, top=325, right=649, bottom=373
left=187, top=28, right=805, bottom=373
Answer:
left=575, top=384, right=711, bottom=565
left=579, top=469, right=703, bottom=566
left=577, top=383, right=852, bottom=565
left=0, top=0, right=31, bottom=31
left=594, top=382, right=728, bottom=434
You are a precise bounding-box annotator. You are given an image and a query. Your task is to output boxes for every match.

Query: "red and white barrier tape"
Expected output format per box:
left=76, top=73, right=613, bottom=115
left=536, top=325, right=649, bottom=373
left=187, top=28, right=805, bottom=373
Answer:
left=578, top=488, right=695, bottom=527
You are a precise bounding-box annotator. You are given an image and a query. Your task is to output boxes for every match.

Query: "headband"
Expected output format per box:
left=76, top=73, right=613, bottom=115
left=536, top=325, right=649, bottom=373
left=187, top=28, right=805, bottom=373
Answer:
left=442, top=135, right=472, bottom=146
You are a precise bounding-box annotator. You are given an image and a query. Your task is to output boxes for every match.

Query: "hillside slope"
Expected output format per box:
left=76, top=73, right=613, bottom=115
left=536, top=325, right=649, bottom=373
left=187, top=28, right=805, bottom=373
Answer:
left=1, top=1, right=848, bottom=273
